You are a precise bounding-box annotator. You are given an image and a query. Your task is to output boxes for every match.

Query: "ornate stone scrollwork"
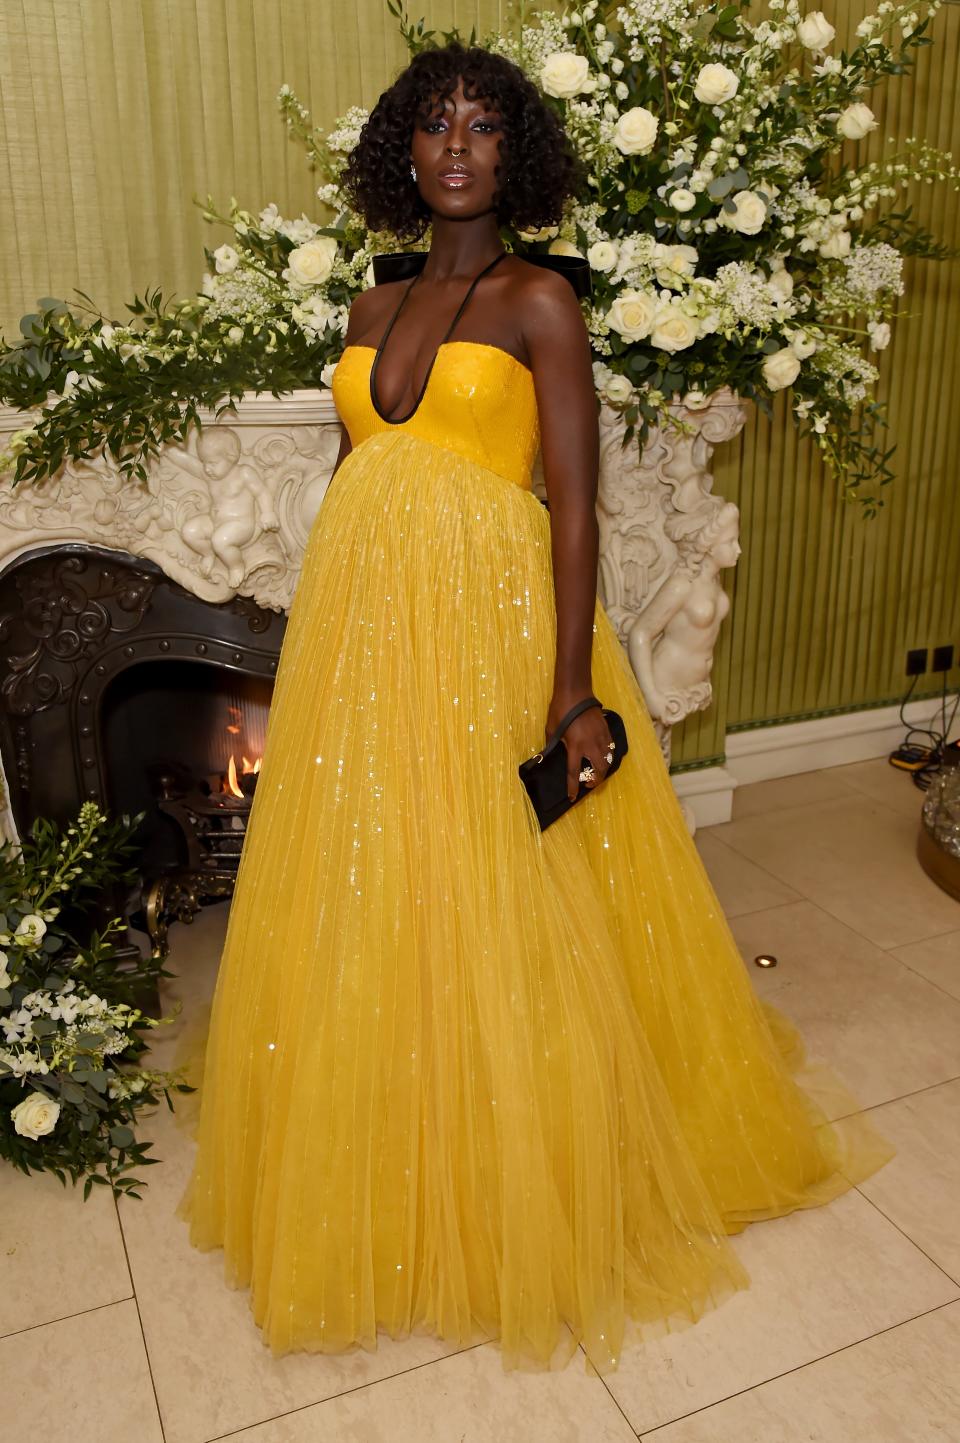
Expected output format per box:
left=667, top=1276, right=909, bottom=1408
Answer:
left=0, top=391, right=344, bottom=615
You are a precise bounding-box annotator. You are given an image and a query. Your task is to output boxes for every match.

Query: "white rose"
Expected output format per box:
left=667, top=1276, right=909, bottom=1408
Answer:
left=287, top=236, right=338, bottom=286
left=683, top=390, right=712, bottom=410
left=650, top=302, right=699, bottom=353
left=868, top=320, right=891, bottom=350
left=606, top=289, right=658, bottom=342
left=654, top=243, right=699, bottom=287
left=213, top=244, right=239, bottom=274
left=670, top=188, right=697, bottom=213
left=540, top=52, right=592, bottom=98
left=611, top=106, right=659, bottom=155
left=762, top=347, right=802, bottom=390
left=694, top=64, right=740, bottom=105
left=11, top=1093, right=61, bottom=1141
left=588, top=240, right=618, bottom=272
left=790, top=331, right=818, bottom=359
left=717, top=189, right=768, bottom=236
left=796, top=10, right=836, bottom=49
left=547, top=238, right=584, bottom=258
left=604, top=374, right=634, bottom=404
left=320, top=360, right=338, bottom=387
left=227, top=326, right=244, bottom=343
left=768, top=268, right=794, bottom=301
left=15, top=915, right=47, bottom=946
left=837, top=103, right=878, bottom=141
left=819, top=228, right=852, bottom=259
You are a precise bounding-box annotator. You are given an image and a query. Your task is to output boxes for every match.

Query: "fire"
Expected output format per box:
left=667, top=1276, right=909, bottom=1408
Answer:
left=224, top=752, right=262, bottom=799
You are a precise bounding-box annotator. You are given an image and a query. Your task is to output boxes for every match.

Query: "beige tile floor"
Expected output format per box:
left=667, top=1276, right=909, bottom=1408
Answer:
left=2, top=756, right=958, bottom=1442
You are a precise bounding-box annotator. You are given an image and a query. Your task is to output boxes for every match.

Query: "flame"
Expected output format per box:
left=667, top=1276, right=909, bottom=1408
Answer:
left=224, top=753, right=261, bottom=799
left=221, top=707, right=262, bottom=798
left=225, top=755, right=243, bottom=798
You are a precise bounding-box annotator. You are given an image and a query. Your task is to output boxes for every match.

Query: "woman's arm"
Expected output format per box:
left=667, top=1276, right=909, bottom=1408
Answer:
left=524, top=268, right=615, bottom=798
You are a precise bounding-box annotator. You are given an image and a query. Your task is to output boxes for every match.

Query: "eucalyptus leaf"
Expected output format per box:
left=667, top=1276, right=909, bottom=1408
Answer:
left=707, top=173, right=736, bottom=199
left=110, top=1125, right=135, bottom=1148
left=75, top=1030, right=106, bottom=1050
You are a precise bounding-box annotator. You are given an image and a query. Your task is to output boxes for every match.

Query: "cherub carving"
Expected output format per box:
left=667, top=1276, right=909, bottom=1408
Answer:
left=174, top=428, right=280, bottom=588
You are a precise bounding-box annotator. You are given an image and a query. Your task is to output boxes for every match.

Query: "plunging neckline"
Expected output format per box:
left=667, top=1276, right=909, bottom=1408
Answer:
left=369, top=251, right=508, bottom=425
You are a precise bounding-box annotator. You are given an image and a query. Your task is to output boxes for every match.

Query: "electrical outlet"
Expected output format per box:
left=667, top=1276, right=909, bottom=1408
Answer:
left=932, top=643, right=956, bottom=672
left=906, top=648, right=928, bottom=677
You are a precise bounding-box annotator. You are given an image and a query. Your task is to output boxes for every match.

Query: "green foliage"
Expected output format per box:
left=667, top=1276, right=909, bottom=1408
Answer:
left=0, top=802, right=193, bottom=1199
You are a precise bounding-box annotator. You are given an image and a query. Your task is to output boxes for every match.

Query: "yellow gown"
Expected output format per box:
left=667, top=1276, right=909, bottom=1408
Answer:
left=177, top=336, right=891, bottom=1373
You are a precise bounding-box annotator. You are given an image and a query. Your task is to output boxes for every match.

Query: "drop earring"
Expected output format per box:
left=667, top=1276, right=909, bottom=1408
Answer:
left=410, top=161, right=417, bottom=182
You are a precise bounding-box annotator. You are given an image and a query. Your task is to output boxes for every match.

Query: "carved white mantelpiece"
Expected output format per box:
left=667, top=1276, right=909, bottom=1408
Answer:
left=0, top=386, right=746, bottom=839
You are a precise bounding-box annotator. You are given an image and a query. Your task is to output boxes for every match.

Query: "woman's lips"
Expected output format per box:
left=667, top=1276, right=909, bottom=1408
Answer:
left=437, top=170, right=474, bottom=189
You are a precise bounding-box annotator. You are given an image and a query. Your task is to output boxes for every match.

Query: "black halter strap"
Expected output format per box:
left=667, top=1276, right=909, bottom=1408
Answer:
left=369, top=250, right=507, bottom=425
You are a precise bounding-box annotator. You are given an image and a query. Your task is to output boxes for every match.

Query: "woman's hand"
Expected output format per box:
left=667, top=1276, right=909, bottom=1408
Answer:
left=545, top=696, right=616, bottom=802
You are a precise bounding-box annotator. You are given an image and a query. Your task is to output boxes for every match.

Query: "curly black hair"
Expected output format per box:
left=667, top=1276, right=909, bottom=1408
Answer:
left=340, top=41, right=583, bottom=243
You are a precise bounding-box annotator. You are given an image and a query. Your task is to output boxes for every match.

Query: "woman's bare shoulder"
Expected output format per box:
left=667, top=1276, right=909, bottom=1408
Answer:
left=344, top=281, right=406, bottom=346
left=501, top=255, right=587, bottom=351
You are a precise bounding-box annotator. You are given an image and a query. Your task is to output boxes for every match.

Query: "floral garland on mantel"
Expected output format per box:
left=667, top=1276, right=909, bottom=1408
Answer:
left=1, top=0, right=958, bottom=516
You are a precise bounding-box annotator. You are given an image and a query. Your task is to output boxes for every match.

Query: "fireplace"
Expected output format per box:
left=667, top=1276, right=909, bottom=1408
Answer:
left=0, top=544, right=287, bottom=956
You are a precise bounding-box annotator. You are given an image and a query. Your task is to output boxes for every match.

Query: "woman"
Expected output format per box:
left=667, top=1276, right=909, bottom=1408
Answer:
left=179, top=41, right=890, bottom=1374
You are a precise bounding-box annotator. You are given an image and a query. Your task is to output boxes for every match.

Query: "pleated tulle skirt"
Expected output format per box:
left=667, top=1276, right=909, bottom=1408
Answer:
left=176, top=429, right=892, bottom=1373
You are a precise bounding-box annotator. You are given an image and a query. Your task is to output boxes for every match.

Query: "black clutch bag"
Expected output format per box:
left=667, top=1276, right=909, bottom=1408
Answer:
left=518, top=694, right=628, bottom=832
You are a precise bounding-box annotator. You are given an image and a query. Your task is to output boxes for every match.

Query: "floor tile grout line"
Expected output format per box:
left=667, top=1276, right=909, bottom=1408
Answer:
left=577, top=1342, right=643, bottom=1440
left=831, top=1071, right=960, bottom=1124
left=200, top=1339, right=492, bottom=1443
left=721, top=896, right=805, bottom=922
left=880, top=952, right=960, bottom=1008
left=723, top=773, right=916, bottom=830
left=698, top=827, right=806, bottom=905
left=113, top=1192, right=168, bottom=1443
left=634, top=1297, right=960, bottom=1438
left=0, top=1292, right=134, bottom=1344
left=881, top=921, right=960, bottom=953
left=853, top=1183, right=960, bottom=1292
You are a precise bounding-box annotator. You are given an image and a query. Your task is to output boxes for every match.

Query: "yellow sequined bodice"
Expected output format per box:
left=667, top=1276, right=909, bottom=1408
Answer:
left=331, top=339, right=540, bottom=491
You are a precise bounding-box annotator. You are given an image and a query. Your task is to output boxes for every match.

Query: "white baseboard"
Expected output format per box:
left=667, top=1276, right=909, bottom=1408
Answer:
left=670, top=765, right=739, bottom=830
left=670, top=693, right=959, bottom=831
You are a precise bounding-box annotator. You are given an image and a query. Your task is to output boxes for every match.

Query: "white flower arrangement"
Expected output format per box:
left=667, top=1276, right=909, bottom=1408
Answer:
left=0, top=802, right=190, bottom=1198
left=479, top=0, right=958, bottom=510
left=1, top=0, right=957, bottom=518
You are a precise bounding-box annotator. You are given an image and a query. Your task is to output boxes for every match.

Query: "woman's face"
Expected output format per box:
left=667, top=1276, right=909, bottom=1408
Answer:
left=410, top=78, right=504, bottom=219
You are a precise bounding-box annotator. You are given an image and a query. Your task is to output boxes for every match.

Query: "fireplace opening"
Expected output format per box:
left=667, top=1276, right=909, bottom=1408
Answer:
left=100, top=658, right=274, bottom=944
left=0, top=545, right=288, bottom=959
